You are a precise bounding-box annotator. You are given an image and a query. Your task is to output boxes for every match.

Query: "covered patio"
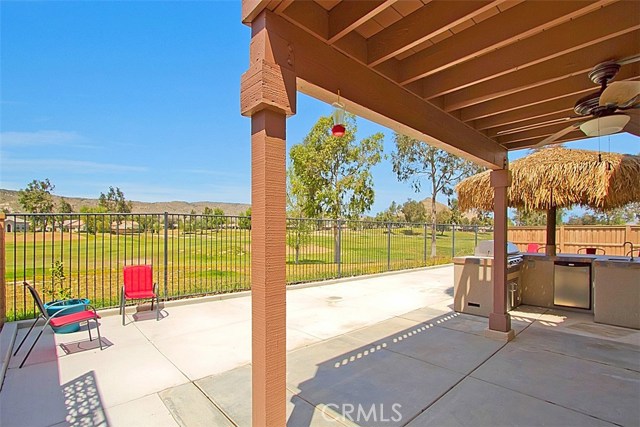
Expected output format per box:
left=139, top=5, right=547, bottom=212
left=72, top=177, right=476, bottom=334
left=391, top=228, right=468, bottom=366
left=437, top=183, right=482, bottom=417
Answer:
left=1, top=266, right=638, bottom=426
left=239, top=1, right=639, bottom=424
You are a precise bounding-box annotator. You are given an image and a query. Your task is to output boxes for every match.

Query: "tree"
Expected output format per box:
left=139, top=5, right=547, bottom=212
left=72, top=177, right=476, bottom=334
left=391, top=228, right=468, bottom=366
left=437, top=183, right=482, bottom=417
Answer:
left=56, top=197, right=74, bottom=229
left=375, top=201, right=401, bottom=222
left=289, top=114, right=384, bottom=262
left=391, top=134, right=479, bottom=257
left=58, top=198, right=73, bottom=213
left=513, top=207, right=564, bottom=226
left=80, top=206, right=109, bottom=234
left=201, top=207, right=227, bottom=230
left=98, top=186, right=132, bottom=213
left=286, top=168, right=314, bottom=263
left=286, top=218, right=314, bottom=264
left=18, top=179, right=55, bottom=230
left=445, top=199, right=464, bottom=226
left=18, top=179, right=55, bottom=213
left=238, top=208, right=251, bottom=230
left=401, top=199, right=426, bottom=223
left=566, top=207, right=629, bottom=225
left=622, top=202, right=640, bottom=223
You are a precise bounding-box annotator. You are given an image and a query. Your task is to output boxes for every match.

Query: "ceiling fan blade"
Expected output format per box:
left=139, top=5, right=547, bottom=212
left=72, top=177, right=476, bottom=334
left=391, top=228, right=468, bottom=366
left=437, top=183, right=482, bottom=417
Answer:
left=599, top=81, right=640, bottom=108
left=534, top=122, right=582, bottom=148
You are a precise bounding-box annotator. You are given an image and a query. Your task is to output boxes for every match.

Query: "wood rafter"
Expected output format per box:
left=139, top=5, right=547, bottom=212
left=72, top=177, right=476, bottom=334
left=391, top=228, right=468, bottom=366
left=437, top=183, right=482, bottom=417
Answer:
left=367, top=0, right=504, bottom=67
left=327, top=0, right=397, bottom=44
left=488, top=113, right=586, bottom=138
left=496, top=121, right=582, bottom=145
left=256, top=10, right=507, bottom=168
left=243, top=0, right=640, bottom=152
left=459, top=65, right=640, bottom=122
left=438, top=31, right=640, bottom=109
left=423, top=7, right=640, bottom=100
left=398, top=0, right=614, bottom=85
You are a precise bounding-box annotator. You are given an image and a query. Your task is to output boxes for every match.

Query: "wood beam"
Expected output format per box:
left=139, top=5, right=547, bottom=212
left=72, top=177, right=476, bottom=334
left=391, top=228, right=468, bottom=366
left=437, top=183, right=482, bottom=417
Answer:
left=0, top=213, right=5, bottom=329
left=622, top=109, right=640, bottom=138
left=438, top=31, right=640, bottom=109
left=249, top=108, right=287, bottom=427
left=328, top=0, right=397, bottom=44
left=281, top=0, right=372, bottom=67
left=398, top=0, right=612, bottom=85
left=488, top=112, right=584, bottom=138
left=281, top=0, right=329, bottom=39
left=273, top=0, right=293, bottom=14
left=241, top=15, right=293, bottom=426
left=422, top=3, right=640, bottom=99
left=256, top=10, right=506, bottom=169
left=496, top=121, right=581, bottom=145
left=474, top=97, right=575, bottom=131
left=503, top=132, right=585, bottom=150
left=457, top=66, right=640, bottom=121
left=243, top=0, right=272, bottom=24
left=367, top=0, right=503, bottom=67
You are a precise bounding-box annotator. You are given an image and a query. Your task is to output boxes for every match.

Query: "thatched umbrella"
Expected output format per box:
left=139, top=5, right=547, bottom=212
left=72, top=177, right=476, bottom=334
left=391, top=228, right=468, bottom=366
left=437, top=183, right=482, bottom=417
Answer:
left=456, top=147, right=640, bottom=255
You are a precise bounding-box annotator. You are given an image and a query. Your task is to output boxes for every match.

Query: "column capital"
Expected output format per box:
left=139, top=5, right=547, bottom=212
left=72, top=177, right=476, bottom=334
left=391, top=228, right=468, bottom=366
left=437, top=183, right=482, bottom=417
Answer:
left=241, top=59, right=296, bottom=117
left=490, top=169, right=511, bottom=188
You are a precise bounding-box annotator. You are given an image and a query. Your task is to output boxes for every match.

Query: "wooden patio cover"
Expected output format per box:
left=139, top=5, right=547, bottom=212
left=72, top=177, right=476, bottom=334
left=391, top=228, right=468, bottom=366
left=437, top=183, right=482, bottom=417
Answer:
left=239, top=1, right=640, bottom=425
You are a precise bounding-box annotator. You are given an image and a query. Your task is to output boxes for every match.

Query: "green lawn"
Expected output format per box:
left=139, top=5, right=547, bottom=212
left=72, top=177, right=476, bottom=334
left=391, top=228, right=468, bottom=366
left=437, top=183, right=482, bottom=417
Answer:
left=4, top=226, right=490, bottom=320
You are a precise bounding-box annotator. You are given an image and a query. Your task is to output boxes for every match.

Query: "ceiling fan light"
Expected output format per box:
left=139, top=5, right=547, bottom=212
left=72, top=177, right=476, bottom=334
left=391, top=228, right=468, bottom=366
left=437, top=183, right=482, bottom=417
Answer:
left=579, top=115, right=630, bottom=137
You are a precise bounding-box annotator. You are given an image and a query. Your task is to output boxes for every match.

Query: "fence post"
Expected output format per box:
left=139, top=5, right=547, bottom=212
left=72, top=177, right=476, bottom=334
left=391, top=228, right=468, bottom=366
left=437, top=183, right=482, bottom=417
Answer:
left=451, top=223, right=456, bottom=258
left=0, top=213, right=5, bottom=329
left=337, top=219, right=342, bottom=278
left=423, top=223, right=427, bottom=264
left=387, top=222, right=391, bottom=271
left=163, top=212, right=168, bottom=301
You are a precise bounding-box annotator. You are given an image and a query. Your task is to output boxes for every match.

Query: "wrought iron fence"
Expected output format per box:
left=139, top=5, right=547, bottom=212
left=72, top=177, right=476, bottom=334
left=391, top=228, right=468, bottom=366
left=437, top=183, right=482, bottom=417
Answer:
left=3, top=213, right=492, bottom=320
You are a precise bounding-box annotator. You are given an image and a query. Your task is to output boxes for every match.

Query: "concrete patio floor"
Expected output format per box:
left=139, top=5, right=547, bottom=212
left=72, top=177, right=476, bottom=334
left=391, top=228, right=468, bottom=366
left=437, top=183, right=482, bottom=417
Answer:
left=1, top=265, right=639, bottom=427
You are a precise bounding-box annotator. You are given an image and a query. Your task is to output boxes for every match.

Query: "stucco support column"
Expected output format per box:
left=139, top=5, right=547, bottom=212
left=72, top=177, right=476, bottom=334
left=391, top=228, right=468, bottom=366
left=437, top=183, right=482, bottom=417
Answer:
left=0, top=213, right=5, bottom=330
left=241, top=11, right=296, bottom=427
left=486, top=169, right=515, bottom=341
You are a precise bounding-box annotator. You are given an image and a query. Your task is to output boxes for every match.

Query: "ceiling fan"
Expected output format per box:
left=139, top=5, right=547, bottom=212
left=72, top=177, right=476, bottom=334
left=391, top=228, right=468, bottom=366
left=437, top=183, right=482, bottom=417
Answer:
left=522, top=60, right=640, bottom=148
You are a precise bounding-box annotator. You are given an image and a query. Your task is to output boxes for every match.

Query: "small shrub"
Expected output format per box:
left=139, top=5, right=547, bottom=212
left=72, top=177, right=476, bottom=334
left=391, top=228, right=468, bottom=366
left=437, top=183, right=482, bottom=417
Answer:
left=43, top=260, right=73, bottom=301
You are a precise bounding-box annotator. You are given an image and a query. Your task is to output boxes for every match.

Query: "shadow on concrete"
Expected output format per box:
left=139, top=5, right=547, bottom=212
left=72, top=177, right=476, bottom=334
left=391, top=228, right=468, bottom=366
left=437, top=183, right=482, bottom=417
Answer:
left=2, top=329, right=112, bottom=427
left=62, top=371, right=110, bottom=427
left=288, top=311, right=492, bottom=427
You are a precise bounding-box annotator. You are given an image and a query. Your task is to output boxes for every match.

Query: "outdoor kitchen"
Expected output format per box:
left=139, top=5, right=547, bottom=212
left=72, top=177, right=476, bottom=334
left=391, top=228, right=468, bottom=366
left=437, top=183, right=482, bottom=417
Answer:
left=454, top=240, right=640, bottom=330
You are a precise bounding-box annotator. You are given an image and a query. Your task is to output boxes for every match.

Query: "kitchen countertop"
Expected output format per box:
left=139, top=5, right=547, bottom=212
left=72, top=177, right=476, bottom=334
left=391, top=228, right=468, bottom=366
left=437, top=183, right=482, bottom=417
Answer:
left=454, top=253, right=640, bottom=268
left=522, top=253, right=640, bottom=267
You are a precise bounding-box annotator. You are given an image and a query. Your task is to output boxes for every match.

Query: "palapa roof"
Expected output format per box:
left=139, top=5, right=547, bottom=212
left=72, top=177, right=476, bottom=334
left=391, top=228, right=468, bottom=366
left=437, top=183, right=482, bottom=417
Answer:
left=456, top=147, right=640, bottom=212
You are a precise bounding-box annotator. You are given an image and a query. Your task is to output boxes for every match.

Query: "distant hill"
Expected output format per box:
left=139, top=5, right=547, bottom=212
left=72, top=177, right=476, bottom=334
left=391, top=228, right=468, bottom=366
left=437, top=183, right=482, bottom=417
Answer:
left=420, top=198, right=450, bottom=214
left=0, top=189, right=250, bottom=215
left=420, top=197, right=479, bottom=221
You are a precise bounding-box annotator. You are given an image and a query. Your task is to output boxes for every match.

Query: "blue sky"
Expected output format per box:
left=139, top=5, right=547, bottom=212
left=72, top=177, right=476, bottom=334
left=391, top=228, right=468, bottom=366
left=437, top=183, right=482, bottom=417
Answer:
left=1, top=1, right=638, bottom=215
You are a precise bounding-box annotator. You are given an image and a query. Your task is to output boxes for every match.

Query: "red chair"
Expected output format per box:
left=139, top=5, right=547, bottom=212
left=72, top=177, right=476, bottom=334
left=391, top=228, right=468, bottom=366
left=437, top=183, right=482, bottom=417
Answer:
left=13, top=282, right=103, bottom=368
left=120, top=265, right=159, bottom=325
left=526, top=243, right=540, bottom=253
left=578, top=247, right=605, bottom=255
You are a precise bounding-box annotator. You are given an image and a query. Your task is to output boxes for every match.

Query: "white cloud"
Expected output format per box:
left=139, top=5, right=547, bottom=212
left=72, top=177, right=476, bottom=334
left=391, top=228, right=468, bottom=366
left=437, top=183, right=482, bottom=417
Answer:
left=2, top=158, right=148, bottom=173
left=180, top=168, right=245, bottom=178
left=0, top=130, right=91, bottom=148
left=115, top=182, right=250, bottom=204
